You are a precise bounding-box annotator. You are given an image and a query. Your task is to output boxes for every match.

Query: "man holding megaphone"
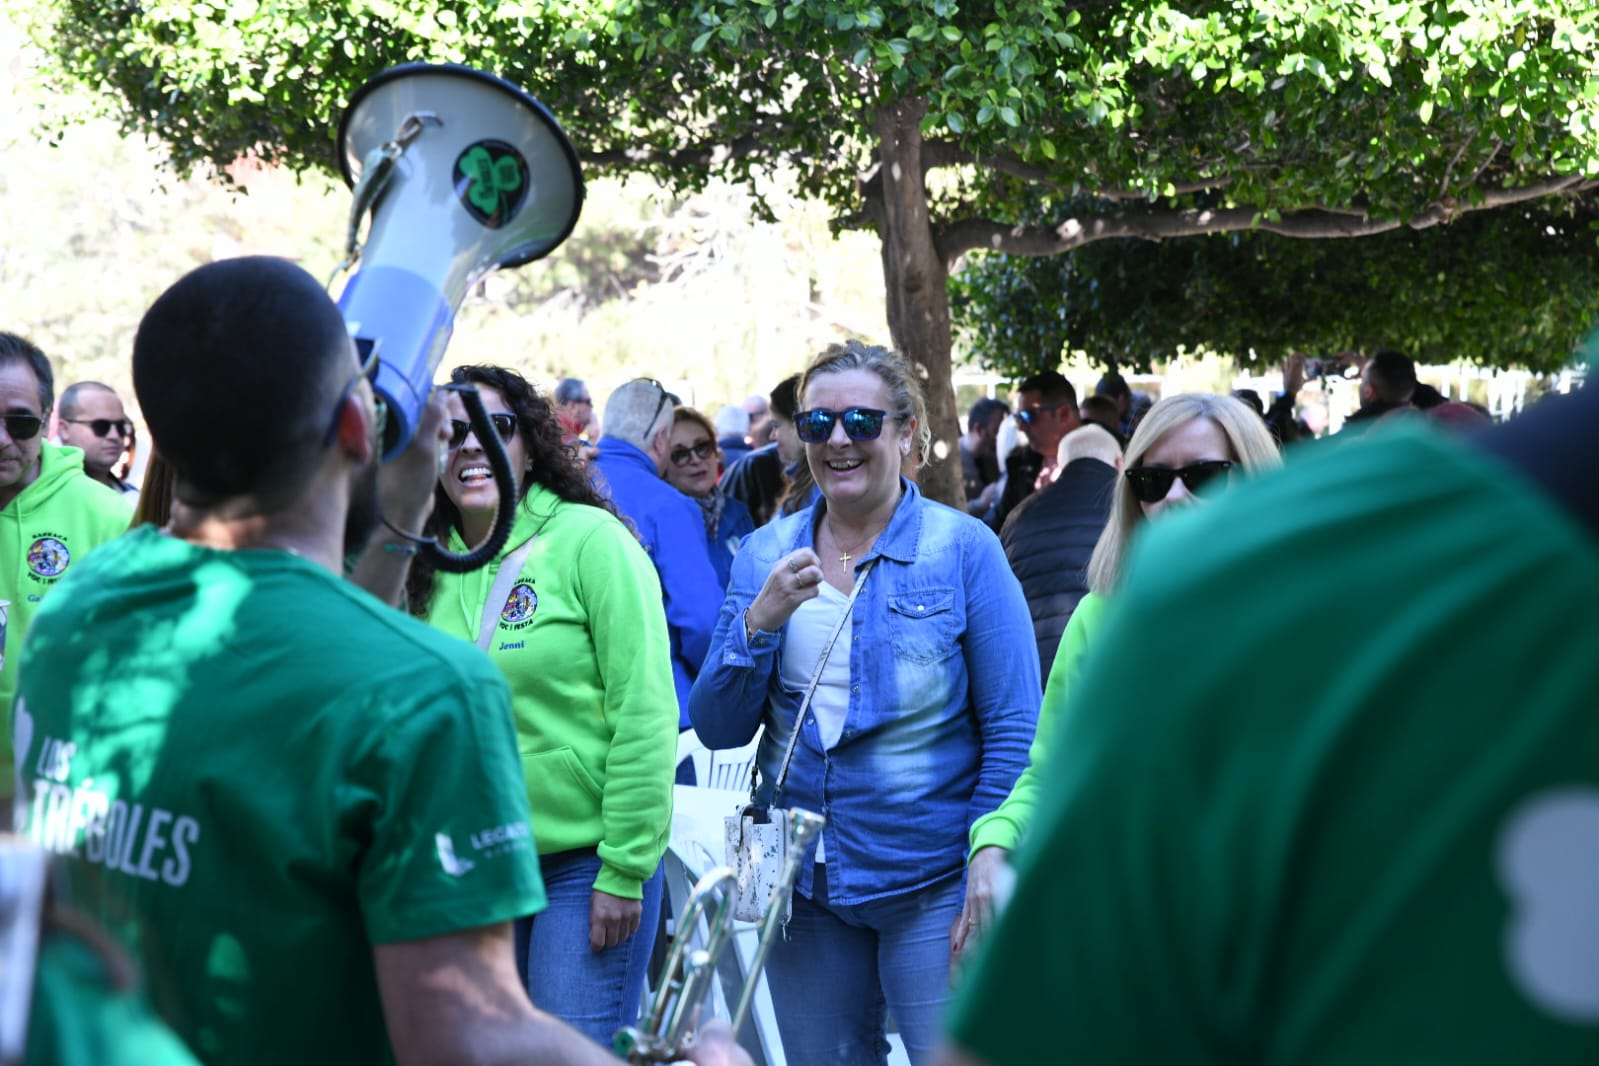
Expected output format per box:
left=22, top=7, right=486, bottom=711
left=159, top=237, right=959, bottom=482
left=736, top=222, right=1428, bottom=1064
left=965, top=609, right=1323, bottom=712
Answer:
left=13, top=255, right=747, bottom=1066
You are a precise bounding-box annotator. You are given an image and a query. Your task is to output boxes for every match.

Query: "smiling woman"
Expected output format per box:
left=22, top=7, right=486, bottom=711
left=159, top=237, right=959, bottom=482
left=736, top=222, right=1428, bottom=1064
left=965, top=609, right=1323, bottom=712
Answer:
left=402, top=365, right=679, bottom=1046
left=687, top=339, right=1041, bottom=1065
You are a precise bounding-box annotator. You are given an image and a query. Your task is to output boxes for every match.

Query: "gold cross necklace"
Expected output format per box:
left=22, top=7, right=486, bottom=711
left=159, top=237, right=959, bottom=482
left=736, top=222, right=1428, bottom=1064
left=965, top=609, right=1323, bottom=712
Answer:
left=826, top=516, right=890, bottom=565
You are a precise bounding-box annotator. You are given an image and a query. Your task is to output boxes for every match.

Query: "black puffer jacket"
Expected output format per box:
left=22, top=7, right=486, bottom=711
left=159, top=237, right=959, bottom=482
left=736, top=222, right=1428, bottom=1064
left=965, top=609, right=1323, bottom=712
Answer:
left=999, top=458, right=1117, bottom=676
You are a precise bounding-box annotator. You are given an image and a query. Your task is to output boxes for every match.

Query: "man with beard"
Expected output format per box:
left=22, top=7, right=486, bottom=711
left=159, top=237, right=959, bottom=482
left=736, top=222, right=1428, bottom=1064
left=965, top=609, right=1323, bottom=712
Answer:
left=11, top=258, right=745, bottom=1066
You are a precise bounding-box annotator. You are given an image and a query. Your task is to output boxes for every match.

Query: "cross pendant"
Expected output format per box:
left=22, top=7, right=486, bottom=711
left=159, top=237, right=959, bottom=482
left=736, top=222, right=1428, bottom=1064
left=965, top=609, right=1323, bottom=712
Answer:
left=839, top=553, right=851, bottom=564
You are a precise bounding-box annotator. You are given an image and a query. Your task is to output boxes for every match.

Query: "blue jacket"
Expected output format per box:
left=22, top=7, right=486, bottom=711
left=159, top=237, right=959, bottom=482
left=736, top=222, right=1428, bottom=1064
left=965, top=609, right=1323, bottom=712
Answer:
left=688, top=479, right=1041, bottom=905
left=594, top=437, right=722, bottom=726
left=708, top=493, right=756, bottom=592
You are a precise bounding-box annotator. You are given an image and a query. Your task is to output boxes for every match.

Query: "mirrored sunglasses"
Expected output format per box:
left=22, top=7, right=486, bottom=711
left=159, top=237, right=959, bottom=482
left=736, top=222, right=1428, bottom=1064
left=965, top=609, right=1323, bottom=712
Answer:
left=1124, top=460, right=1234, bottom=504
left=670, top=440, right=716, bottom=467
left=1014, top=402, right=1071, bottom=428
left=794, top=407, right=890, bottom=444
left=448, top=413, right=518, bottom=450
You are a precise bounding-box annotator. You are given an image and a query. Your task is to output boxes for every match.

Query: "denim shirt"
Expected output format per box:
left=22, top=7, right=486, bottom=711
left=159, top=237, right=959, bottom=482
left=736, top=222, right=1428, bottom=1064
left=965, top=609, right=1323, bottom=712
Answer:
left=688, top=479, right=1041, bottom=905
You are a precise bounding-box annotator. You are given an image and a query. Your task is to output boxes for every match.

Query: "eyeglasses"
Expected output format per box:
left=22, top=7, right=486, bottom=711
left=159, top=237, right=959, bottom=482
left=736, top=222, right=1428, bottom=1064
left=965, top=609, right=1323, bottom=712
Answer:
left=1124, top=460, right=1234, bottom=504
left=1014, top=403, right=1071, bottom=428
left=794, top=407, right=892, bottom=444
left=448, top=413, right=518, bottom=450
left=61, top=417, right=135, bottom=439
left=631, top=377, right=673, bottom=432
left=323, top=341, right=383, bottom=447
left=1, top=414, right=45, bottom=441
left=670, top=440, right=716, bottom=467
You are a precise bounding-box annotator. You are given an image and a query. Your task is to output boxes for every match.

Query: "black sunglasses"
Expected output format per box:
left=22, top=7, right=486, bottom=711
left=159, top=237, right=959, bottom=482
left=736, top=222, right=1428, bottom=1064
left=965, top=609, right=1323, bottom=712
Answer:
left=670, top=440, right=716, bottom=467
left=61, top=417, right=135, bottom=439
left=631, top=377, right=673, bottom=432
left=794, top=407, right=892, bottom=444
left=1014, top=402, right=1071, bottom=428
left=448, top=413, right=518, bottom=450
left=1124, top=460, right=1234, bottom=504
left=2, top=414, right=45, bottom=441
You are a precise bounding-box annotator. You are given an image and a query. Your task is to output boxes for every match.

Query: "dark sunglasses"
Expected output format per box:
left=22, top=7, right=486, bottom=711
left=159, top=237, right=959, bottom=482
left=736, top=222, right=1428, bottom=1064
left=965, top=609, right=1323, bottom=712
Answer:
left=794, top=407, right=892, bottom=444
left=61, top=417, right=135, bottom=439
left=1014, top=403, right=1071, bottom=428
left=1124, top=460, right=1234, bottom=504
left=2, top=414, right=45, bottom=441
left=448, top=413, right=518, bottom=450
left=631, top=377, right=673, bottom=430
left=670, top=440, right=716, bottom=467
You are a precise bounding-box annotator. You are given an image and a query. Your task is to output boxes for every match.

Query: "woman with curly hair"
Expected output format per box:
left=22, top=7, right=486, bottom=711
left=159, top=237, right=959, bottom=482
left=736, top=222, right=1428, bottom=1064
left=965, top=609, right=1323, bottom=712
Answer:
left=405, top=365, right=678, bottom=1044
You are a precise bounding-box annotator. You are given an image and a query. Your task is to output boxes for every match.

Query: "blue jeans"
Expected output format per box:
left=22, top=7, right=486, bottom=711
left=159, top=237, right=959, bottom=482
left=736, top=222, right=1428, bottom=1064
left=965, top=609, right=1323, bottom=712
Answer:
left=514, top=848, right=664, bottom=1047
left=763, top=864, right=964, bottom=1066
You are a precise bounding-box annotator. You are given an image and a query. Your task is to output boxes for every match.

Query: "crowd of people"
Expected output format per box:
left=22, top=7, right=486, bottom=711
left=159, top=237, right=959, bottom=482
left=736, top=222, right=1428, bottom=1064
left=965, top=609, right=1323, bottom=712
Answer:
left=1, top=257, right=1595, bottom=1066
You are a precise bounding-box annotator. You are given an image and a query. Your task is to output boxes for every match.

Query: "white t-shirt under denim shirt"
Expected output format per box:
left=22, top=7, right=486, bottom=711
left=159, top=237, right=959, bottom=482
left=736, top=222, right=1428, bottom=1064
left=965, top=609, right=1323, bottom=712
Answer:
left=780, top=582, right=852, bottom=860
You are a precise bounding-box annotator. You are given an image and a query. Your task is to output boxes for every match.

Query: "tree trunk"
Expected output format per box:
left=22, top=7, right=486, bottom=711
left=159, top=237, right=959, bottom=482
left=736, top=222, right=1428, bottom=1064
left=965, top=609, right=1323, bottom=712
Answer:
left=871, top=96, right=965, bottom=510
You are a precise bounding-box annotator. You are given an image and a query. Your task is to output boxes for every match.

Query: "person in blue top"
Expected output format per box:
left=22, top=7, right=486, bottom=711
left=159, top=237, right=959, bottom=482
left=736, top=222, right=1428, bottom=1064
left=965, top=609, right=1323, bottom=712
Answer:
left=688, top=340, right=1041, bottom=1066
left=664, top=405, right=756, bottom=592
left=593, top=378, right=722, bottom=728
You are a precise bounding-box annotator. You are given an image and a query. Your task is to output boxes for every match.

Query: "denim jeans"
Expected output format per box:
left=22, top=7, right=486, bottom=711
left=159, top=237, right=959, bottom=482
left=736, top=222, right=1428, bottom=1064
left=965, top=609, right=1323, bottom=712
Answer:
left=514, top=848, right=664, bottom=1047
left=763, top=864, right=965, bottom=1066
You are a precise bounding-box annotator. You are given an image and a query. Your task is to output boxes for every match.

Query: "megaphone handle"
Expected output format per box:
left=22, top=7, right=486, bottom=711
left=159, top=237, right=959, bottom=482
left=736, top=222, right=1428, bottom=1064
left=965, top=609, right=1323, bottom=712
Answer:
left=423, top=385, right=520, bottom=574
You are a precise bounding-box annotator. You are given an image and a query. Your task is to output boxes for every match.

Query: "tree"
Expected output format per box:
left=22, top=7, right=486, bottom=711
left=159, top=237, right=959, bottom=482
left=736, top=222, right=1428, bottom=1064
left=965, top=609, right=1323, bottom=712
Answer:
left=953, top=195, right=1599, bottom=377
left=20, top=0, right=1599, bottom=505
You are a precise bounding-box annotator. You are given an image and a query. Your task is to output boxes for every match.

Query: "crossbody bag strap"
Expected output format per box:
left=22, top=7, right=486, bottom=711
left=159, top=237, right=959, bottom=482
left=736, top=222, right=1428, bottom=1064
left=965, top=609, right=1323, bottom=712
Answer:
left=477, top=537, right=538, bottom=650
left=767, top=558, right=877, bottom=803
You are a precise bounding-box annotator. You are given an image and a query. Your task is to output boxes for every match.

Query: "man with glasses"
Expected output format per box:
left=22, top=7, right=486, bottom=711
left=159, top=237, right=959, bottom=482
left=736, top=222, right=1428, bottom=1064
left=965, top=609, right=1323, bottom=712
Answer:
left=554, top=376, right=598, bottom=460
left=0, top=332, right=132, bottom=808
left=55, top=381, right=140, bottom=496
left=593, top=378, right=721, bottom=733
left=986, top=370, right=1081, bottom=530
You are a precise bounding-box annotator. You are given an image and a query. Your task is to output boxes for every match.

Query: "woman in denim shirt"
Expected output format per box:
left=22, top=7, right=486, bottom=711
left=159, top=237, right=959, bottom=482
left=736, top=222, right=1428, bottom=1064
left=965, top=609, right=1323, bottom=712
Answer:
left=688, top=340, right=1040, bottom=1065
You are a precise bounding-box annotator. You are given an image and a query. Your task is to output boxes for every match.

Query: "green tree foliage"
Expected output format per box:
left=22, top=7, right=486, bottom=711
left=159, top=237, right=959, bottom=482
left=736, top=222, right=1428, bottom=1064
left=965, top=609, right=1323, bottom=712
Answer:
left=20, top=0, right=1599, bottom=503
left=954, top=196, right=1599, bottom=376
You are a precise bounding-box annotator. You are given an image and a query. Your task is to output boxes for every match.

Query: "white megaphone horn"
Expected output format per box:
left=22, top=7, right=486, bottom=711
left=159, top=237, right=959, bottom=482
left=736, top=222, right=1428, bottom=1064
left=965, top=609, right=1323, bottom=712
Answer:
left=331, top=62, right=584, bottom=460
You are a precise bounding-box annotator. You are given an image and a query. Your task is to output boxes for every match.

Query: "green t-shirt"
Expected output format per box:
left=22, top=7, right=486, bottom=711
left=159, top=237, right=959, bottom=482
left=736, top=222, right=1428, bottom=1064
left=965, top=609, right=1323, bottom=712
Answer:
left=13, top=527, right=546, bottom=1065
left=27, top=927, right=201, bottom=1066
left=947, top=425, right=1599, bottom=1063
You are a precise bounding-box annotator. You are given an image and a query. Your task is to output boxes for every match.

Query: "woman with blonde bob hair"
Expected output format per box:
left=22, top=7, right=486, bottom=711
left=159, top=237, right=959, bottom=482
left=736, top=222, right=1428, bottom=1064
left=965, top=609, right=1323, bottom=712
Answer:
left=961, top=393, right=1281, bottom=938
left=689, top=339, right=1040, bottom=1065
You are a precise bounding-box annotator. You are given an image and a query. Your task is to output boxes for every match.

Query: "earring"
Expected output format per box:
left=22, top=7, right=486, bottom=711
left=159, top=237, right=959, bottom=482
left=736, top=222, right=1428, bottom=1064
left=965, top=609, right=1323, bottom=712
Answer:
left=900, top=441, right=910, bottom=455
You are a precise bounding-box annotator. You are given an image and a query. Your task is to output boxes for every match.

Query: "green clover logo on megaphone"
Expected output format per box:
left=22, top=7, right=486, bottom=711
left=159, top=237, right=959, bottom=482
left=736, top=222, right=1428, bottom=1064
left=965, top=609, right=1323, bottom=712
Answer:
left=453, top=140, right=531, bottom=229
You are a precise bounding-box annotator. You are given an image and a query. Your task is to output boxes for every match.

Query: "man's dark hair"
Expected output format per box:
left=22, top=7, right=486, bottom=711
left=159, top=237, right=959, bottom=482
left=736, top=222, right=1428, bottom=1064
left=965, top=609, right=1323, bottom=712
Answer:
left=968, top=397, right=1009, bottom=429
left=1017, top=369, right=1077, bottom=407
left=1230, top=389, right=1265, bottom=417
left=554, top=377, right=587, bottom=405
left=133, top=257, right=352, bottom=506
left=58, top=381, right=118, bottom=421
left=1080, top=394, right=1122, bottom=425
left=0, top=332, right=55, bottom=412
left=770, top=373, right=802, bottom=421
left=1366, top=349, right=1418, bottom=405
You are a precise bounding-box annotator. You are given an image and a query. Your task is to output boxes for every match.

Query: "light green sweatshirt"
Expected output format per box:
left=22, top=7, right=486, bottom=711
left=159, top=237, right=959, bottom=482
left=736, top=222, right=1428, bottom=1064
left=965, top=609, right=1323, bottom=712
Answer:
left=2, top=442, right=132, bottom=792
left=969, top=592, right=1111, bottom=856
left=427, top=482, right=677, bottom=899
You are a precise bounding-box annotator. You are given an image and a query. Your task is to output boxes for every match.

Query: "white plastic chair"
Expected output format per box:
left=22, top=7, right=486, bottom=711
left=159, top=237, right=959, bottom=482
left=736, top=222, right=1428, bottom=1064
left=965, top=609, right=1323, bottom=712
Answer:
left=676, top=727, right=763, bottom=793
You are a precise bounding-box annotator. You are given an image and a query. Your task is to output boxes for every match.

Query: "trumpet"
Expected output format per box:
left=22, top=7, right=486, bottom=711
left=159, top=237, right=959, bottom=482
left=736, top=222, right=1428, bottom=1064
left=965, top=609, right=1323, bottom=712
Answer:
left=615, top=808, right=825, bottom=1064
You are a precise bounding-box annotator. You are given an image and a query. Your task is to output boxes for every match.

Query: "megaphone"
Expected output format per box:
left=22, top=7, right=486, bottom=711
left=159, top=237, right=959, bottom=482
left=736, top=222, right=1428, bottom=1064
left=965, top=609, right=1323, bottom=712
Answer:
left=333, top=62, right=584, bottom=460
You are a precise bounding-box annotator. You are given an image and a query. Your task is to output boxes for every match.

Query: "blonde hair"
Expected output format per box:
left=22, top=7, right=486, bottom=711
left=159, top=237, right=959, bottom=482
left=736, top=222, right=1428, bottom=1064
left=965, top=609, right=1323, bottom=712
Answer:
left=1057, top=423, right=1123, bottom=469
left=1085, top=393, right=1281, bottom=594
left=797, top=339, right=932, bottom=469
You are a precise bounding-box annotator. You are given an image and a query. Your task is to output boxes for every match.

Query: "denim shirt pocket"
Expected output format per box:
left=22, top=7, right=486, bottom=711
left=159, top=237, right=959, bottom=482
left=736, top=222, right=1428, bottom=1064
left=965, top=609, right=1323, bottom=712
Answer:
left=886, top=588, right=959, bottom=664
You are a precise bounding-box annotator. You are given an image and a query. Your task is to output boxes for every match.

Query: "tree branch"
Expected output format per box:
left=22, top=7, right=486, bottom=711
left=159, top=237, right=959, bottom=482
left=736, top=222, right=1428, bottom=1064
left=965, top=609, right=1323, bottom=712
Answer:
left=936, top=175, right=1599, bottom=261
left=920, top=139, right=1229, bottom=200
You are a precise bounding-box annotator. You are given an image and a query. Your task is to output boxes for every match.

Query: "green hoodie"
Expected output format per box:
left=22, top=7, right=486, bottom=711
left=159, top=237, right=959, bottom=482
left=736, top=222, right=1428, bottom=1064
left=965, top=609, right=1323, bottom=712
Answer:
left=427, top=482, right=677, bottom=899
left=2, top=442, right=132, bottom=791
